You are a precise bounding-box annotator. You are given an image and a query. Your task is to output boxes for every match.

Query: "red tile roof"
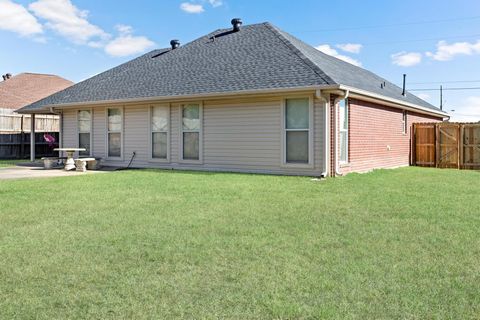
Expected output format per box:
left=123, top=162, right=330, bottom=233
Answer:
left=0, top=73, right=73, bottom=111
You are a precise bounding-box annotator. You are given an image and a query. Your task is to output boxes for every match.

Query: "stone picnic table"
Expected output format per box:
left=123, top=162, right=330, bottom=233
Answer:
left=54, top=148, right=86, bottom=171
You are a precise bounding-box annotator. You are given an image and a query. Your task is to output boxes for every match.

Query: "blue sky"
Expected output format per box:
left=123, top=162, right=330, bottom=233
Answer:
left=1, top=0, right=479, bottom=121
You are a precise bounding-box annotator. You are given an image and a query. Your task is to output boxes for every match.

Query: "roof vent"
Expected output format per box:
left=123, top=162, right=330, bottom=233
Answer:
left=170, top=39, right=180, bottom=50
left=231, top=18, right=242, bottom=32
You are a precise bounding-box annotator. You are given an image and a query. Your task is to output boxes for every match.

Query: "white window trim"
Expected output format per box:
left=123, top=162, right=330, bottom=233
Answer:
left=339, top=99, right=349, bottom=164
left=76, top=108, right=93, bottom=157
left=281, top=96, right=314, bottom=168
left=105, top=106, right=124, bottom=161
left=179, top=102, right=203, bottom=164
left=149, top=104, right=170, bottom=163
left=402, top=110, right=407, bottom=135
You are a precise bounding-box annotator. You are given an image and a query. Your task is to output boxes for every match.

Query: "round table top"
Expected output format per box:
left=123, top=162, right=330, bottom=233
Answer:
left=54, top=148, right=86, bottom=151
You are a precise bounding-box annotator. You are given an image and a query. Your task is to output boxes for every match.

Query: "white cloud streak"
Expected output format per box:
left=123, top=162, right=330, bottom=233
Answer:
left=0, top=0, right=43, bottom=36
left=336, top=43, right=362, bottom=54
left=426, top=40, right=480, bottom=61
left=315, top=44, right=362, bottom=67
left=29, top=0, right=109, bottom=45
left=391, top=51, right=422, bottom=67
left=449, top=96, right=480, bottom=122
left=208, top=0, right=223, bottom=7
left=180, top=2, right=205, bottom=13
left=104, top=24, right=155, bottom=57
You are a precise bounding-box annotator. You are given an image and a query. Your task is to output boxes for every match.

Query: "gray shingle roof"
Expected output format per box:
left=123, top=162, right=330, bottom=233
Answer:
left=18, top=22, right=442, bottom=114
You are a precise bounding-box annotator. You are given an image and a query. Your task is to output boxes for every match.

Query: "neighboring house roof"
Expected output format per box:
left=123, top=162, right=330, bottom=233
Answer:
left=17, top=22, right=443, bottom=115
left=0, top=73, right=73, bottom=112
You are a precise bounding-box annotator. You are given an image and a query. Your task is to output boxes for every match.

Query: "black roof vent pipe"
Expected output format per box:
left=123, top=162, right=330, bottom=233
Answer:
left=231, top=18, right=242, bottom=32
left=170, top=39, right=180, bottom=49
left=402, top=74, right=406, bottom=96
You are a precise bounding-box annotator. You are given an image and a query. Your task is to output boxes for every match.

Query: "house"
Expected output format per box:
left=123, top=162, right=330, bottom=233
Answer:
left=17, top=19, right=447, bottom=176
left=0, top=72, right=73, bottom=132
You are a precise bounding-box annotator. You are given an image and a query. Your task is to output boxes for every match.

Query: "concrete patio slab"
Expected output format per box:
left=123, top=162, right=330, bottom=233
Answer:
left=0, top=166, right=107, bottom=180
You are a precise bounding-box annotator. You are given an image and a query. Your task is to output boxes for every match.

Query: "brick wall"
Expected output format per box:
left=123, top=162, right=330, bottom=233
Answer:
left=337, top=97, right=442, bottom=175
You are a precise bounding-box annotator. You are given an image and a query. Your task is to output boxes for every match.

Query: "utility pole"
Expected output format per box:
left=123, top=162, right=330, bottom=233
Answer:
left=440, top=85, right=443, bottom=110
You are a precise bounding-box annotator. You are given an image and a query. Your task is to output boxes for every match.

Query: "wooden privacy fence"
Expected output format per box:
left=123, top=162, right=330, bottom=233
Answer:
left=0, top=113, right=59, bottom=133
left=412, top=123, right=480, bottom=169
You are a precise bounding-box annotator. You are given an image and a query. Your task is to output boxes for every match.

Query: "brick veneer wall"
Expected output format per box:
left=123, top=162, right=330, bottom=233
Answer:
left=334, top=97, right=442, bottom=175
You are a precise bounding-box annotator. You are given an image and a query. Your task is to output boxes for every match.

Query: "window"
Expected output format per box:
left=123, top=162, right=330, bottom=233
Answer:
left=181, top=104, right=201, bottom=161
left=284, top=98, right=311, bottom=164
left=78, top=110, right=91, bottom=156
left=339, top=99, right=348, bottom=163
left=107, top=108, right=122, bottom=158
left=402, top=110, right=407, bottom=134
left=151, top=106, right=169, bottom=160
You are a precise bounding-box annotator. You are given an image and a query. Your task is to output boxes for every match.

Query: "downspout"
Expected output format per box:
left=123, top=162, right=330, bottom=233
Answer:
left=316, top=89, right=330, bottom=178
left=333, top=90, right=349, bottom=176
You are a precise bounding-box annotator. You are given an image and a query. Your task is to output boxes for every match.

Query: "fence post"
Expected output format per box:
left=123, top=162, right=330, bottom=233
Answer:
left=435, top=124, right=439, bottom=168
left=459, top=124, right=463, bottom=170
left=411, top=124, right=416, bottom=166
left=30, top=114, right=35, bottom=161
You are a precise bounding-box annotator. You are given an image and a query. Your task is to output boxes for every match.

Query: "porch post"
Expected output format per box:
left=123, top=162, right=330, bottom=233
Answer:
left=30, top=114, right=35, bottom=161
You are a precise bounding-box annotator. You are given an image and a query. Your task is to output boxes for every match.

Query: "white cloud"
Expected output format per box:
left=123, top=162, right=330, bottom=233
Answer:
left=115, top=24, right=133, bottom=35
left=315, top=44, right=362, bottom=67
left=416, top=93, right=431, bottom=101
left=426, top=40, right=480, bottom=61
left=104, top=25, right=155, bottom=57
left=29, top=0, right=109, bottom=45
left=0, top=0, right=43, bottom=36
left=208, top=0, right=223, bottom=7
left=449, top=96, right=480, bottom=122
left=180, top=2, right=204, bottom=13
left=336, top=43, right=362, bottom=54
left=391, top=51, right=422, bottom=67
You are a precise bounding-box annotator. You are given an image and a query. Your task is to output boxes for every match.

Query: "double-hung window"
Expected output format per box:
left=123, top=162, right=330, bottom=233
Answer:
left=78, top=110, right=91, bottom=156
left=107, top=108, right=122, bottom=158
left=284, top=98, right=312, bottom=165
left=181, top=104, right=201, bottom=161
left=402, top=110, right=407, bottom=135
left=151, top=106, right=169, bottom=160
left=339, top=99, right=348, bottom=163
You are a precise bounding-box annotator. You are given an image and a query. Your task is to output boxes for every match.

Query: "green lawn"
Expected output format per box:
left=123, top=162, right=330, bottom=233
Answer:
left=0, top=167, right=479, bottom=319
left=0, top=159, right=25, bottom=167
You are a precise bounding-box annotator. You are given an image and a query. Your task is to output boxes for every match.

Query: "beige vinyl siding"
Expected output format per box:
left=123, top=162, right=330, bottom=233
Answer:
left=93, top=107, right=106, bottom=158
left=124, top=105, right=149, bottom=164
left=63, top=94, right=326, bottom=175
left=62, top=109, right=77, bottom=154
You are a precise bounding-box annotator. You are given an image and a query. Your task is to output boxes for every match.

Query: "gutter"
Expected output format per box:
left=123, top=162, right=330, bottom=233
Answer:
left=16, top=85, right=333, bottom=114
left=17, top=84, right=448, bottom=119
left=337, top=85, right=449, bottom=118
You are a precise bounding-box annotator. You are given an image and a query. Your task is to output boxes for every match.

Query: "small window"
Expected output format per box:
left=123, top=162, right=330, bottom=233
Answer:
left=339, top=99, right=348, bottom=163
left=181, top=104, right=201, bottom=161
left=151, top=106, right=169, bottom=159
left=402, top=111, right=407, bottom=134
left=107, top=108, right=122, bottom=158
left=284, top=98, right=310, bottom=164
left=78, top=110, right=91, bottom=156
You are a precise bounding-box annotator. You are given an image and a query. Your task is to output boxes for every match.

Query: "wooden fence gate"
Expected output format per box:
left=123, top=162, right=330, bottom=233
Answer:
left=413, top=123, right=480, bottom=169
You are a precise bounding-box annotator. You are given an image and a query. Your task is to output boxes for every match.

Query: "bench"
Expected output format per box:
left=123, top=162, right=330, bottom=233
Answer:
left=74, top=158, right=94, bottom=172
left=74, top=157, right=102, bottom=172
left=41, top=157, right=59, bottom=169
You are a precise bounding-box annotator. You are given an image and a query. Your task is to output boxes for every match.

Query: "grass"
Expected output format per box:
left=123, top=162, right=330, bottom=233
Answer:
left=0, top=167, right=479, bottom=319
left=0, top=159, right=26, bottom=167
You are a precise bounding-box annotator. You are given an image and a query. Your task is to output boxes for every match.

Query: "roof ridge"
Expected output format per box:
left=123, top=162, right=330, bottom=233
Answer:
left=263, top=22, right=335, bottom=85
